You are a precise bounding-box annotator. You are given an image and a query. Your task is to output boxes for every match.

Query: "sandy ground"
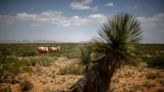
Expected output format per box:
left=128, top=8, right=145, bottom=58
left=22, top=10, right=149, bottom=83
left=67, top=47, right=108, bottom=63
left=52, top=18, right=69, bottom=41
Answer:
left=17, top=57, right=81, bottom=92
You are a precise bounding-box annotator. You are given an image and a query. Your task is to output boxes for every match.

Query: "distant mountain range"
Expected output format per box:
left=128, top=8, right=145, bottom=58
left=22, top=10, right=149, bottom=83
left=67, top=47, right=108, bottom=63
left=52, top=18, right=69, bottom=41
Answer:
left=0, top=40, right=89, bottom=43
left=0, top=40, right=163, bottom=44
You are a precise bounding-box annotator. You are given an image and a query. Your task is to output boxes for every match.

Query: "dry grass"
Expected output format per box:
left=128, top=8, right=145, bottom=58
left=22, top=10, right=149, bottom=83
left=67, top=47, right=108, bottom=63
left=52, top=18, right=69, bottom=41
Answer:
left=111, top=66, right=164, bottom=92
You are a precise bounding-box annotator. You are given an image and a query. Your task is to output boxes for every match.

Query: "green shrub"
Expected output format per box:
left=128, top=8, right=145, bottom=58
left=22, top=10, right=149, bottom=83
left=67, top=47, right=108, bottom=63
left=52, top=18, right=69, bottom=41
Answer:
left=0, top=56, right=33, bottom=83
left=20, top=80, right=33, bottom=91
left=146, top=71, right=159, bottom=79
left=147, top=55, right=164, bottom=68
left=0, top=56, right=23, bottom=82
left=59, top=65, right=84, bottom=75
left=16, top=48, right=37, bottom=57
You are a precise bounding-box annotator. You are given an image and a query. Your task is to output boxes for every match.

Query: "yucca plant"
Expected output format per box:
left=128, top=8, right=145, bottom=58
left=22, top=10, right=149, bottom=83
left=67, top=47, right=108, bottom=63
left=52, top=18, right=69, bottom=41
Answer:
left=82, top=13, right=142, bottom=92
left=69, top=13, right=142, bottom=92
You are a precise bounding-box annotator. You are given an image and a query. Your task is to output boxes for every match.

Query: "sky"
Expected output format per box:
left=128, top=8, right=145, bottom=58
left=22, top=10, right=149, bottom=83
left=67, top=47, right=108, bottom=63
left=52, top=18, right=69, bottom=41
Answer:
left=0, top=0, right=164, bottom=43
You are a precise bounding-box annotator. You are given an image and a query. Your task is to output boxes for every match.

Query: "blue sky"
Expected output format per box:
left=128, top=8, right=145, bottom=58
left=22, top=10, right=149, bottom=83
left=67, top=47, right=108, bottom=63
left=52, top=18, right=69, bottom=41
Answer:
left=0, top=0, right=164, bottom=43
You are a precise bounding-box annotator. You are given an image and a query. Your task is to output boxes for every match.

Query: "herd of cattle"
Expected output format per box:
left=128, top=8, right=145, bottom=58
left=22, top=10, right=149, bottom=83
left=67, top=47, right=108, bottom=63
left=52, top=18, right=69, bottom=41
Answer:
left=37, top=46, right=60, bottom=55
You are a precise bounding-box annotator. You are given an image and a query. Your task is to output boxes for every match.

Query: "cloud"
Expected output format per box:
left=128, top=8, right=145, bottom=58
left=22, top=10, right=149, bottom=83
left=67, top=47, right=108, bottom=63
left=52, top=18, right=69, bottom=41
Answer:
left=0, top=10, right=106, bottom=28
left=63, top=14, right=106, bottom=27
left=0, top=11, right=163, bottom=31
left=0, top=11, right=163, bottom=43
left=16, top=11, right=63, bottom=22
left=70, top=0, right=98, bottom=11
left=137, top=13, right=164, bottom=31
left=137, top=13, right=164, bottom=43
left=105, top=2, right=114, bottom=7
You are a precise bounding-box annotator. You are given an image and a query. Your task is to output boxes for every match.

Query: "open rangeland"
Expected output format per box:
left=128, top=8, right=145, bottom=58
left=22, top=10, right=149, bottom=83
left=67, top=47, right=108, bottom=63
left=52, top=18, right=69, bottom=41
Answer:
left=0, top=44, right=164, bottom=92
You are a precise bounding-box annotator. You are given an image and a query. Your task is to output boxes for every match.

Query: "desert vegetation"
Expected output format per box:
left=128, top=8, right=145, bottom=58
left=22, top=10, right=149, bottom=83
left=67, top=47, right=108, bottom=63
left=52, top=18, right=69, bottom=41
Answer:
left=0, top=44, right=164, bottom=92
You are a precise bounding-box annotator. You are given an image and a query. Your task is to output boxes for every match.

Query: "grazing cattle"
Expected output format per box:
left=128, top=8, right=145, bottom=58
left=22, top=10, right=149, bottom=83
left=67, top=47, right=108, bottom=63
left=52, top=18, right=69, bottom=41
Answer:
left=37, top=46, right=48, bottom=55
left=57, top=45, right=61, bottom=50
left=50, top=46, right=60, bottom=52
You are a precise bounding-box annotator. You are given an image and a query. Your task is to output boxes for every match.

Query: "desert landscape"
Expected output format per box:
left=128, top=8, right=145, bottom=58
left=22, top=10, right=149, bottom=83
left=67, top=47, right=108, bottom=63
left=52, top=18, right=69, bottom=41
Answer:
left=0, top=44, right=164, bottom=92
left=0, top=0, right=164, bottom=92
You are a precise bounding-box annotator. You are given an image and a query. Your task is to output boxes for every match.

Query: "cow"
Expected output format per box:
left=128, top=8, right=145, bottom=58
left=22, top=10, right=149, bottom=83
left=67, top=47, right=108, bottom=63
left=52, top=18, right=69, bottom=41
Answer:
left=37, top=46, right=49, bottom=55
left=50, top=46, right=60, bottom=52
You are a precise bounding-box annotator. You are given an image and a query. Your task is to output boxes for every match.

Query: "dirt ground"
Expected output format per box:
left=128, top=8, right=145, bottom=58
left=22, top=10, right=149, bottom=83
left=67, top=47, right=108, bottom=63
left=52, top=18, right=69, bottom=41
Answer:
left=11, top=57, right=82, bottom=92
left=0, top=57, right=164, bottom=92
left=111, top=66, right=164, bottom=92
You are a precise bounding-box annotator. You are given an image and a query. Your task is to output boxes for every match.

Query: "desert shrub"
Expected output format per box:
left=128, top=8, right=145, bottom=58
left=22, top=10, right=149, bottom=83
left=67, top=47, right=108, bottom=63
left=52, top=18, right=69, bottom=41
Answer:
left=21, top=58, right=35, bottom=66
left=147, top=55, right=164, bottom=68
left=16, top=48, right=37, bottom=57
left=20, top=80, right=33, bottom=91
left=143, top=80, right=155, bottom=88
left=0, top=56, right=23, bottom=82
left=0, top=85, right=11, bottom=92
left=22, top=66, right=33, bottom=73
left=60, top=48, right=79, bottom=59
left=146, top=71, right=159, bottom=79
left=66, top=52, right=79, bottom=59
left=57, top=44, right=84, bottom=59
left=23, top=57, right=39, bottom=66
left=138, top=62, right=148, bottom=68
left=0, top=48, right=12, bottom=56
left=37, top=58, right=52, bottom=66
left=22, top=56, right=53, bottom=67
left=59, top=65, right=84, bottom=75
left=0, top=56, right=33, bottom=83
left=130, top=84, right=141, bottom=91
